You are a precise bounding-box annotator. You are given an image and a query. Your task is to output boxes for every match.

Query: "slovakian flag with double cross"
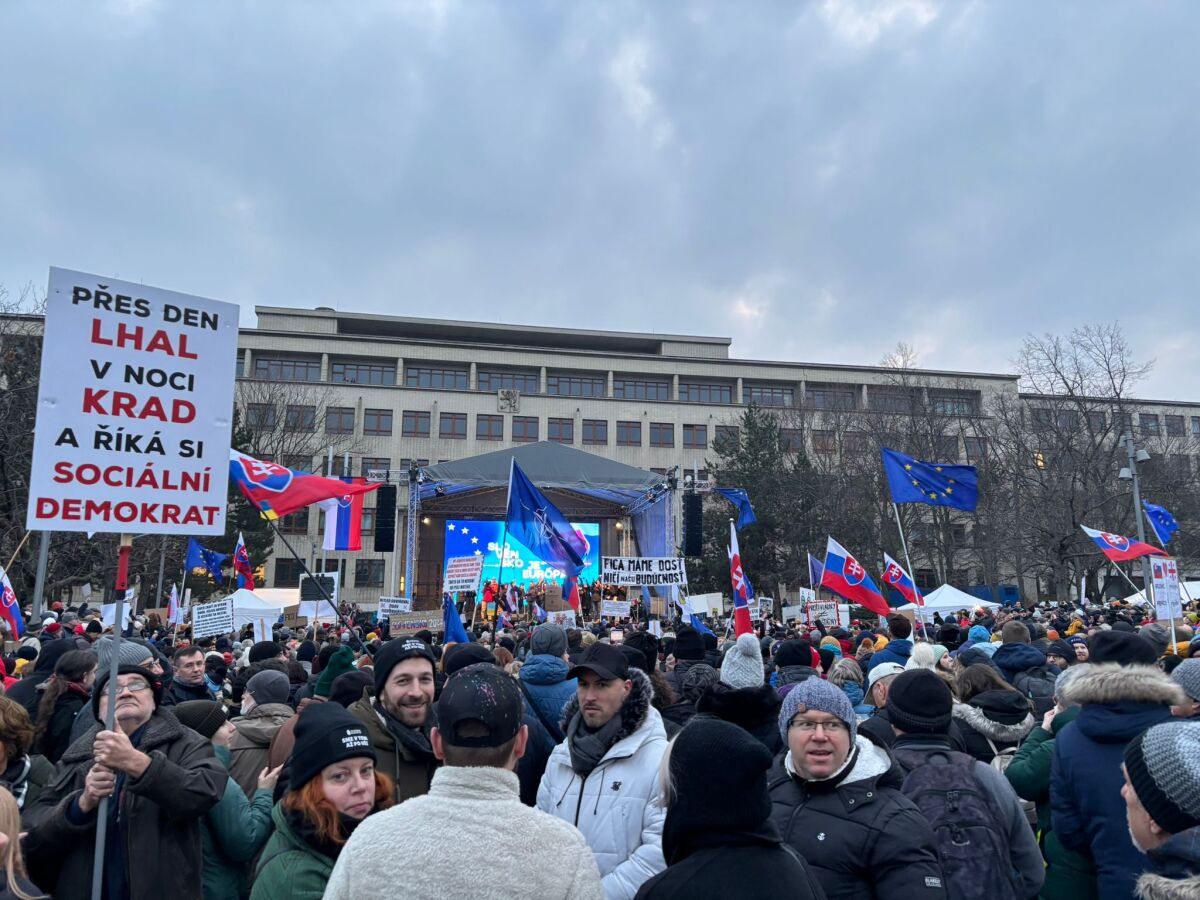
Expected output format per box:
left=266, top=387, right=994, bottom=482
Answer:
left=821, top=537, right=891, bottom=616
left=233, top=532, right=255, bottom=588
left=1080, top=525, right=1167, bottom=563
left=727, top=521, right=755, bottom=636
left=230, top=449, right=377, bottom=521
left=0, top=566, right=25, bottom=638
left=881, top=552, right=923, bottom=606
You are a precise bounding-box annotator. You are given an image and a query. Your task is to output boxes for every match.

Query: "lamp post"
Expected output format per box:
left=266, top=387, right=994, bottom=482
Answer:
left=1119, top=432, right=1154, bottom=600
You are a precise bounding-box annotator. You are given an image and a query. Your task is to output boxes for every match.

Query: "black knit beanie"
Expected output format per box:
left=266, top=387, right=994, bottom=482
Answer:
left=886, top=669, right=953, bottom=735
left=289, top=701, right=377, bottom=791
left=296, top=640, right=318, bottom=663
left=373, top=637, right=436, bottom=697
left=1089, top=631, right=1159, bottom=667
left=249, top=641, right=282, bottom=664
left=672, top=626, right=705, bottom=661
left=92, top=664, right=163, bottom=720
left=174, top=700, right=227, bottom=739
left=1124, top=720, right=1200, bottom=835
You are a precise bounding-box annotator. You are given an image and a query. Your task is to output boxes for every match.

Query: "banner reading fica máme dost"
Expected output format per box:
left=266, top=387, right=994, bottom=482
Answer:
left=442, top=519, right=600, bottom=586
left=27, top=268, right=238, bottom=534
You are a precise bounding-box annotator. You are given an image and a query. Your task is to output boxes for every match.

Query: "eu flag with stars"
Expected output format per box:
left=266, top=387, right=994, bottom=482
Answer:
left=1143, top=501, right=1179, bottom=545
left=715, top=488, right=757, bottom=528
left=881, top=448, right=978, bottom=511
left=185, top=538, right=227, bottom=582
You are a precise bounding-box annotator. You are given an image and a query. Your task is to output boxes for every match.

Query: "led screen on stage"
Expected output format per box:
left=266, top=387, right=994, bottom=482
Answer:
left=443, top=519, right=600, bottom=586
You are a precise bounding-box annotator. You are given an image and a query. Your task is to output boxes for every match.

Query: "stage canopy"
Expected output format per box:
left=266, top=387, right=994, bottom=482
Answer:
left=897, top=584, right=1001, bottom=613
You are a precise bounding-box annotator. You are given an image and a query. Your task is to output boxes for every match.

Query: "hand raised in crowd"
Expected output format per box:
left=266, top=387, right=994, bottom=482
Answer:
left=79, top=763, right=117, bottom=813
left=1041, top=706, right=1058, bottom=732
left=93, top=729, right=152, bottom=778
left=257, top=764, right=284, bottom=793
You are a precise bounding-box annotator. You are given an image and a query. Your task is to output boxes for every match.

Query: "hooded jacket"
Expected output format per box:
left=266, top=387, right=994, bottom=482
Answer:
left=202, top=744, right=275, bottom=900
left=951, top=691, right=1035, bottom=763
left=767, top=734, right=946, bottom=900
left=537, top=668, right=668, bottom=900
left=866, top=638, right=912, bottom=672
left=228, top=702, right=295, bottom=798
left=694, top=683, right=782, bottom=755
left=347, top=691, right=438, bottom=804
left=1136, top=828, right=1200, bottom=900
left=1051, top=664, right=1185, bottom=900
left=250, top=802, right=340, bottom=900
left=519, top=653, right=577, bottom=749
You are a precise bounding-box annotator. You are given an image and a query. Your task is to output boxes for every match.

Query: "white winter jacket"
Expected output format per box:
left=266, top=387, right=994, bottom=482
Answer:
left=536, top=668, right=668, bottom=900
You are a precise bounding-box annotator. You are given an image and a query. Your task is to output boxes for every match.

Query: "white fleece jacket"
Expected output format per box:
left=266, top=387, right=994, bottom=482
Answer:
left=323, top=765, right=603, bottom=900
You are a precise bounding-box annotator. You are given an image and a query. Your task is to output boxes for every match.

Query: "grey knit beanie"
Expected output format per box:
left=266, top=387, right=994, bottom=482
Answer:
left=1124, top=720, right=1200, bottom=834
left=246, top=669, right=291, bottom=707
left=1171, top=658, right=1200, bottom=702
left=720, top=633, right=765, bottom=690
left=1139, top=623, right=1171, bottom=657
left=680, top=664, right=719, bottom=704
left=94, top=636, right=152, bottom=671
left=778, top=675, right=856, bottom=745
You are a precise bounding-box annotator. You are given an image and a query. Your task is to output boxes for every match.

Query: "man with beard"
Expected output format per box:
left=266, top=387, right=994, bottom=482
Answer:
left=347, top=637, right=439, bottom=803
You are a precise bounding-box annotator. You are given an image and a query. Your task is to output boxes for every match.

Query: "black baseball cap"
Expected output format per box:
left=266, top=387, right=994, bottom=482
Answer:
left=435, top=663, right=523, bottom=748
left=567, top=642, right=630, bottom=682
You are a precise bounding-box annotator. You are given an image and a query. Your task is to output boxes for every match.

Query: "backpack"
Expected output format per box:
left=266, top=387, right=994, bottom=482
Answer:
left=893, top=747, right=1022, bottom=900
left=1012, top=666, right=1057, bottom=716
left=985, top=738, right=1038, bottom=827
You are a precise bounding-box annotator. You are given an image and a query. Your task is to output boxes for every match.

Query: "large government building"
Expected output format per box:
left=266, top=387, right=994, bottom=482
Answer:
left=236, top=307, right=1200, bottom=608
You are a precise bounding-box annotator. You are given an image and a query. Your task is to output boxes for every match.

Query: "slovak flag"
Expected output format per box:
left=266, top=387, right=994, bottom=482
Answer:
left=320, top=480, right=370, bottom=551
left=1080, top=525, right=1167, bottom=563
left=727, top=522, right=754, bottom=637
left=230, top=449, right=377, bottom=521
left=167, top=582, right=182, bottom=626
left=821, top=537, right=890, bottom=617
left=0, top=566, right=25, bottom=638
left=533, top=602, right=547, bottom=623
left=564, top=574, right=581, bottom=612
left=233, top=532, right=255, bottom=588
left=882, top=552, right=923, bottom=606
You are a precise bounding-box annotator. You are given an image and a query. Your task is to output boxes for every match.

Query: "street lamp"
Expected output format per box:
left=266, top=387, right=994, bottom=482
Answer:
left=1119, top=433, right=1153, bottom=599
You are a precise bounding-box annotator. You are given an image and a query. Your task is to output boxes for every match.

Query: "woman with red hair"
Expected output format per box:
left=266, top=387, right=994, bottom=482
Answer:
left=251, top=703, right=392, bottom=900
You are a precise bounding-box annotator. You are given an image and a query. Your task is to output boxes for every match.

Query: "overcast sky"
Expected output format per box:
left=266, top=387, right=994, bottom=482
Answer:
left=3, top=1, right=1198, bottom=398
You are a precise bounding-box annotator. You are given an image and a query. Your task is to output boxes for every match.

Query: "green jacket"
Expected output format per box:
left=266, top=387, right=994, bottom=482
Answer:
left=250, top=803, right=335, bottom=900
left=202, top=745, right=274, bottom=900
left=1002, top=706, right=1096, bottom=900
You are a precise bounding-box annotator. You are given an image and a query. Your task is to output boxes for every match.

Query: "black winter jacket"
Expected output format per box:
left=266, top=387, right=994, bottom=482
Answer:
left=951, top=691, right=1035, bottom=763
left=695, top=683, right=782, bottom=755
left=768, top=736, right=946, bottom=900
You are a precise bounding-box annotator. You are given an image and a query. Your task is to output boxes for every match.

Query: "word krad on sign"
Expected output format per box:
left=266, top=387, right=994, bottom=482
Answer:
left=27, top=269, right=238, bottom=534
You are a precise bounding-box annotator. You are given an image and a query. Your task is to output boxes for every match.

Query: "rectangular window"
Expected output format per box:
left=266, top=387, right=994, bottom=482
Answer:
left=245, top=403, right=277, bottom=428
left=546, top=372, right=605, bottom=397
left=282, top=454, right=313, bottom=473
left=1057, top=410, right=1080, bottom=431
left=649, top=422, right=674, bottom=448
left=236, top=349, right=246, bottom=378
left=404, top=366, right=468, bottom=390
left=277, top=508, right=309, bottom=535
left=361, top=457, right=391, bottom=478
left=274, top=558, right=304, bottom=587
left=284, top=404, right=316, bottom=432
left=929, top=391, right=979, bottom=416
left=1031, top=408, right=1054, bottom=431
left=360, top=508, right=376, bottom=535
left=806, top=383, right=857, bottom=410
left=1087, top=411, right=1107, bottom=432
left=439, top=412, right=467, bottom=440
left=1141, top=414, right=1160, bottom=436
left=935, top=435, right=960, bottom=460
left=582, top=419, right=608, bottom=445
left=402, top=410, right=431, bottom=437
left=617, top=421, right=642, bottom=446
left=780, top=428, right=803, bottom=453
left=477, top=369, right=539, bottom=393
left=682, top=424, right=708, bottom=449
left=512, top=416, right=539, bottom=442
left=325, top=406, right=355, bottom=434
left=679, top=381, right=733, bottom=404
left=812, top=430, right=837, bottom=454
left=714, top=425, right=740, bottom=451
left=548, top=417, right=574, bottom=444
left=745, top=383, right=795, bottom=407
left=950, top=524, right=969, bottom=548
left=476, top=414, right=504, bottom=441
left=613, top=377, right=670, bottom=401
left=843, top=432, right=870, bottom=455
left=1166, top=414, right=1185, bottom=437
left=354, top=559, right=385, bottom=588
left=400, top=458, right=430, bottom=470
left=363, top=408, right=393, bottom=436
left=871, top=386, right=920, bottom=414
left=253, top=355, right=322, bottom=382
left=965, top=437, right=988, bottom=463
left=330, top=360, right=396, bottom=386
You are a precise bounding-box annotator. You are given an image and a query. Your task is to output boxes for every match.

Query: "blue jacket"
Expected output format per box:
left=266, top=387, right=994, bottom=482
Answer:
left=839, top=680, right=874, bottom=716
left=518, top=655, right=577, bottom=748
left=867, top=639, right=912, bottom=672
left=991, top=643, right=1049, bottom=682
left=1051, top=664, right=1183, bottom=900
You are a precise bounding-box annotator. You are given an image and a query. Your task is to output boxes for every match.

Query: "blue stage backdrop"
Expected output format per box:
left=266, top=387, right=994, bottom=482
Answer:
left=443, top=519, right=601, bottom=586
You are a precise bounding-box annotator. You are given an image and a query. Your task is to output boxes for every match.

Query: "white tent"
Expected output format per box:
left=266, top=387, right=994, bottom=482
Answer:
left=896, top=584, right=1001, bottom=614
left=223, top=589, right=293, bottom=640
left=1120, top=582, right=1200, bottom=606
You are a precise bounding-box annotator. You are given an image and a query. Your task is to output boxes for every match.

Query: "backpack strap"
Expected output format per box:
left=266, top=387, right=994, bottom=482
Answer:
left=517, top=679, right=565, bottom=744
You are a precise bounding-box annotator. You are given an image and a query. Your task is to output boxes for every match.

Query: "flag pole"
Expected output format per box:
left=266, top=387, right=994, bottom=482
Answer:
left=891, top=501, right=927, bottom=630
left=493, top=457, right=515, bottom=635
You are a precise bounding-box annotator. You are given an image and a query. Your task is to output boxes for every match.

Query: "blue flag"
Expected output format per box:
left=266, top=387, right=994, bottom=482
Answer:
left=185, top=538, right=227, bottom=582
left=1143, top=501, right=1179, bottom=545
left=504, top=459, right=587, bottom=576
left=689, top=612, right=714, bottom=637
left=641, top=585, right=652, bottom=616
left=881, top=448, right=978, bottom=511
left=715, top=488, right=757, bottom=528
left=443, top=594, right=471, bottom=644
left=808, top=553, right=824, bottom=590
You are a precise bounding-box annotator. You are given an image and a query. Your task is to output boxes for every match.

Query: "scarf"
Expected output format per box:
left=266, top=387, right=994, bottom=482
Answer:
left=283, top=804, right=366, bottom=863
left=374, top=699, right=436, bottom=763
left=566, top=709, right=624, bottom=776
left=0, top=756, right=31, bottom=808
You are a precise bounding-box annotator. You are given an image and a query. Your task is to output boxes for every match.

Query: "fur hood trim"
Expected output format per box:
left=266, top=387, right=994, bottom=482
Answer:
left=952, top=701, right=1035, bottom=742
left=1060, top=663, right=1185, bottom=707
left=1136, top=873, right=1200, bottom=900
left=558, top=666, right=652, bottom=740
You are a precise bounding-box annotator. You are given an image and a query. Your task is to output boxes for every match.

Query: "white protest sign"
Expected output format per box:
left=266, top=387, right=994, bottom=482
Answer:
left=299, top=599, right=338, bottom=622
left=443, top=555, right=485, bottom=594
left=388, top=611, right=442, bottom=633
left=600, top=557, right=689, bottom=587
left=27, top=269, right=238, bottom=534
left=100, top=604, right=117, bottom=628
left=547, top=610, right=577, bottom=628
left=648, top=619, right=662, bottom=637
left=1151, top=557, right=1183, bottom=621
left=191, top=597, right=235, bottom=639
left=601, top=599, right=631, bottom=617
left=805, top=601, right=841, bottom=626
left=796, top=587, right=815, bottom=605
left=687, top=592, right=724, bottom=617
left=377, top=596, right=413, bottom=617
left=782, top=605, right=804, bottom=622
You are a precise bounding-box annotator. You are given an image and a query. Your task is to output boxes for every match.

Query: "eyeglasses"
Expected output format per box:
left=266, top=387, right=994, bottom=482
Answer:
left=115, top=681, right=150, bottom=694
left=789, top=718, right=848, bottom=734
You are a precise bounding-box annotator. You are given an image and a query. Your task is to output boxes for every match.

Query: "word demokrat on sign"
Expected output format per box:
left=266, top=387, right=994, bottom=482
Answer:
left=27, top=269, right=238, bottom=534
left=600, top=556, right=688, bottom=587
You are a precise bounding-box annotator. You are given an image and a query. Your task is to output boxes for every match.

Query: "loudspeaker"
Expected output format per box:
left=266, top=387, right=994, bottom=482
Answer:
left=374, top=484, right=397, bottom=553
left=682, top=492, right=703, bottom=557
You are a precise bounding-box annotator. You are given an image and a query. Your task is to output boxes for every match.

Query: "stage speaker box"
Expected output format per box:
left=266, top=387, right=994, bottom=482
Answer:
left=374, top=484, right=397, bottom=553
left=682, top=492, right=703, bottom=557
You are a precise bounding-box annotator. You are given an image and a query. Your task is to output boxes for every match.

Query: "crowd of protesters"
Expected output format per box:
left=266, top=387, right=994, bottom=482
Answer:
left=0, top=596, right=1193, bottom=898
